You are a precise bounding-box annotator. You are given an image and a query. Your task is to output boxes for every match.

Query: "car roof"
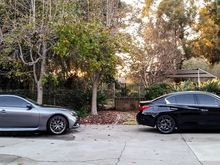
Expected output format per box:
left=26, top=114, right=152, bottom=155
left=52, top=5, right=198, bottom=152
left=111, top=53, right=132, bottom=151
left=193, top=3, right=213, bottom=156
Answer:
left=151, top=91, right=219, bottom=102
left=0, top=94, right=23, bottom=98
left=168, top=91, right=215, bottom=96
left=165, top=91, right=220, bottom=101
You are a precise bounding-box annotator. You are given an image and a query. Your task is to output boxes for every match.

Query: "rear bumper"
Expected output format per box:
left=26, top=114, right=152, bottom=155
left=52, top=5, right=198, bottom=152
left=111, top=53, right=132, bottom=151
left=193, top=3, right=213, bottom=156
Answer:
left=136, top=112, right=155, bottom=127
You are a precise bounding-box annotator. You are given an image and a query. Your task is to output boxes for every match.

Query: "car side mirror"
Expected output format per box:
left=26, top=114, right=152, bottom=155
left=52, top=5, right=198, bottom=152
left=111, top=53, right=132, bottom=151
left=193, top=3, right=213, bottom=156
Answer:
left=26, top=104, right=33, bottom=110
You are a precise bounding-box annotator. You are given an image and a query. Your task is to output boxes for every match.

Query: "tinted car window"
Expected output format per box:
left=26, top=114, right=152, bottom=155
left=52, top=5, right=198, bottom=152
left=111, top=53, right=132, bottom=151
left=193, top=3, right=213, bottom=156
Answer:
left=167, top=94, right=195, bottom=105
left=196, top=94, right=220, bottom=106
left=153, top=97, right=166, bottom=104
left=0, top=96, right=28, bottom=108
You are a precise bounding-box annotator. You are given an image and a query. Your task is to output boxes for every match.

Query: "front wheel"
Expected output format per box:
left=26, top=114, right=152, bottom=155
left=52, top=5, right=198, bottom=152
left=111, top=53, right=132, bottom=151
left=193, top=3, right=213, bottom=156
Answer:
left=156, top=115, right=176, bottom=134
left=48, top=115, right=68, bottom=135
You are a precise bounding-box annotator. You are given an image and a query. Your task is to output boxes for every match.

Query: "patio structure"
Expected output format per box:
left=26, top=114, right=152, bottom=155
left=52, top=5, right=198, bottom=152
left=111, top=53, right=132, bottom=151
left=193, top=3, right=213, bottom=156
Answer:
left=168, top=68, right=217, bottom=87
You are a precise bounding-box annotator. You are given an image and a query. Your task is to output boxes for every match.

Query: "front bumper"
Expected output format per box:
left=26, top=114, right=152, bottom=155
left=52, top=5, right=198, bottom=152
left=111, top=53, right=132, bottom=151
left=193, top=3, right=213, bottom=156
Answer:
left=72, top=117, right=80, bottom=129
left=136, top=112, right=155, bottom=127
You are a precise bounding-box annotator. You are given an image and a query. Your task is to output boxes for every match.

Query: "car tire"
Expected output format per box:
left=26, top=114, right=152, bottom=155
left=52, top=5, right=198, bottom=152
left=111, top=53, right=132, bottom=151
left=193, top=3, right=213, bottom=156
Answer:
left=47, top=115, right=68, bottom=135
left=156, top=115, right=176, bottom=134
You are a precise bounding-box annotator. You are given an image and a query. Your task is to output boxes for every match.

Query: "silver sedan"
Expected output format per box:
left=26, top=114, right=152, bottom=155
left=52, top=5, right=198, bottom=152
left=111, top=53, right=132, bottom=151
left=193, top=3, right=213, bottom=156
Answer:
left=0, top=95, right=80, bottom=135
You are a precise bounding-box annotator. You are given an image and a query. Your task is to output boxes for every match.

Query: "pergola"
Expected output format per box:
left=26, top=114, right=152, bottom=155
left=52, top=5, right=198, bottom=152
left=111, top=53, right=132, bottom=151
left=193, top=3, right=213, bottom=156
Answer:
left=168, top=68, right=217, bottom=87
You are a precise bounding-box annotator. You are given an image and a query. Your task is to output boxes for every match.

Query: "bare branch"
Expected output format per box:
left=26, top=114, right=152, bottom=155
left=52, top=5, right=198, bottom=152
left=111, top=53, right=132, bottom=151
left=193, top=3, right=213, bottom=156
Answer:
left=0, top=28, right=3, bottom=44
left=18, top=43, right=42, bottom=66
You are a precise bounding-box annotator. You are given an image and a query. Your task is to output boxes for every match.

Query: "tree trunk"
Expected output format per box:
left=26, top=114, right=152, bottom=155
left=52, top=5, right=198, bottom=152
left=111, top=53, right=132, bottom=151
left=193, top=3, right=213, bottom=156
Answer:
left=91, top=73, right=100, bottom=115
left=36, top=41, right=47, bottom=104
left=37, top=81, right=43, bottom=104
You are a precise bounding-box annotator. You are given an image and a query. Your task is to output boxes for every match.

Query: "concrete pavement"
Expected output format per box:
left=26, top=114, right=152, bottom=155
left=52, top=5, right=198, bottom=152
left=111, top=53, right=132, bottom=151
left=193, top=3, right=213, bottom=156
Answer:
left=0, top=125, right=220, bottom=165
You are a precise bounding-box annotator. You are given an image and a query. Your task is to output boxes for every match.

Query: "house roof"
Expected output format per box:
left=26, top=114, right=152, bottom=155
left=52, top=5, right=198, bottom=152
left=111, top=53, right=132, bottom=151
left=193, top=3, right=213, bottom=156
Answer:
left=168, top=68, right=217, bottom=79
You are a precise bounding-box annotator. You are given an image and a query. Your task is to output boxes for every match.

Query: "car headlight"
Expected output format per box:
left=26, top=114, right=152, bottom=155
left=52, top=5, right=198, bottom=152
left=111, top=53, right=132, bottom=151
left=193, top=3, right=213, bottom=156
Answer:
left=70, top=111, right=77, bottom=117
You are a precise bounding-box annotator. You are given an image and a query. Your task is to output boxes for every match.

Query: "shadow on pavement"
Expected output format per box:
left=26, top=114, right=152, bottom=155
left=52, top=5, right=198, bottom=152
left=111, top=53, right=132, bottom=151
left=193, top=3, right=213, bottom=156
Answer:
left=178, top=129, right=220, bottom=134
left=0, top=130, right=78, bottom=141
left=137, top=127, right=158, bottom=133
left=137, top=126, right=220, bottom=134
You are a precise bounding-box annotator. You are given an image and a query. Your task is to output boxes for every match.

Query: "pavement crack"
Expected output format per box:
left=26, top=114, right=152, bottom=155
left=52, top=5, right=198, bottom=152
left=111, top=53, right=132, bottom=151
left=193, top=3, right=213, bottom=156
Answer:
left=115, top=142, right=127, bottom=165
left=180, top=134, right=203, bottom=165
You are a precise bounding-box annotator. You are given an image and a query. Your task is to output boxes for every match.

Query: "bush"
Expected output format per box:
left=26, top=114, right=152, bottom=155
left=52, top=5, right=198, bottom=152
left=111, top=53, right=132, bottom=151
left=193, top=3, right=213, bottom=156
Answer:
left=200, top=79, right=220, bottom=95
left=172, top=81, right=197, bottom=91
left=145, top=83, right=173, bottom=100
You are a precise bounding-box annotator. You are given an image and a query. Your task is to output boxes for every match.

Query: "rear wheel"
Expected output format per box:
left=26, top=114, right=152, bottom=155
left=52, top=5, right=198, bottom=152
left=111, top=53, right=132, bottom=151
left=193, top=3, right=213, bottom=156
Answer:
left=156, top=115, right=176, bottom=134
left=48, top=115, right=68, bottom=135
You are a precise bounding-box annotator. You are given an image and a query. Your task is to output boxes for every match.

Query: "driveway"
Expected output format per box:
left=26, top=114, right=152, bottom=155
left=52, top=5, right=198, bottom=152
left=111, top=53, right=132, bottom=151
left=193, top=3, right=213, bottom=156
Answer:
left=0, top=125, right=220, bottom=165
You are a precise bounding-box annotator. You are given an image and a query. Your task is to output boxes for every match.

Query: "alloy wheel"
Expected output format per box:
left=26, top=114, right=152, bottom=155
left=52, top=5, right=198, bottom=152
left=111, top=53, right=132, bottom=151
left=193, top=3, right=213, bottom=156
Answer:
left=156, top=115, right=176, bottom=134
left=48, top=116, right=67, bottom=135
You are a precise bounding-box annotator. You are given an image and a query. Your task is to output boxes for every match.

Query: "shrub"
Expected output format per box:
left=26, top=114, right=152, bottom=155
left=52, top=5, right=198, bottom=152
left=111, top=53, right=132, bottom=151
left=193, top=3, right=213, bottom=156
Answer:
left=172, top=81, right=197, bottom=91
left=145, top=83, right=173, bottom=100
left=200, top=79, right=220, bottom=95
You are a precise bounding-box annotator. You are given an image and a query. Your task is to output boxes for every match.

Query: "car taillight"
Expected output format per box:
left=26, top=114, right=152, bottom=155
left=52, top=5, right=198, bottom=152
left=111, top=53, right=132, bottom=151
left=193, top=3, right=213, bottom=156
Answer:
left=139, top=105, right=151, bottom=111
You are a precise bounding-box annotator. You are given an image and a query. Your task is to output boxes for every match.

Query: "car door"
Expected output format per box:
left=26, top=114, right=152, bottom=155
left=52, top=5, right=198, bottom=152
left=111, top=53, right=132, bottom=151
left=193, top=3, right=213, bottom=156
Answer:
left=195, top=93, right=220, bottom=127
left=166, top=94, right=203, bottom=128
left=0, top=96, right=39, bottom=128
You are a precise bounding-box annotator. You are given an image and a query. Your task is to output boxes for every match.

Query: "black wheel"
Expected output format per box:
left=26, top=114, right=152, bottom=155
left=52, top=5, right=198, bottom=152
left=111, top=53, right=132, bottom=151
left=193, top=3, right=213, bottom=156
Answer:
left=48, top=115, right=68, bottom=135
left=156, top=115, right=176, bottom=134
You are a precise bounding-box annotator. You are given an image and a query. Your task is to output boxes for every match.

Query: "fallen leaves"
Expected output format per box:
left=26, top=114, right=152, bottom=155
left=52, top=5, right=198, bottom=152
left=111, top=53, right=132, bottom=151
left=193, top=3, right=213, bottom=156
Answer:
left=81, top=110, right=137, bottom=125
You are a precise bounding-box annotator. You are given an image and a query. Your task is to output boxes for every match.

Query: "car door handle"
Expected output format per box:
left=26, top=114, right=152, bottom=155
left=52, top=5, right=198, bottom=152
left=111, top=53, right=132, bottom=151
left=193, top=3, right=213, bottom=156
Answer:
left=200, top=109, right=209, bottom=112
left=0, top=109, right=6, bottom=113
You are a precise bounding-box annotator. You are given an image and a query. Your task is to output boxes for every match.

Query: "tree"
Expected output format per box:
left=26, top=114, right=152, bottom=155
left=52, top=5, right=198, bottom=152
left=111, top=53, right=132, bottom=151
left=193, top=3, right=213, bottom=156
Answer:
left=190, top=0, right=220, bottom=63
left=182, top=57, right=210, bottom=71
left=128, top=20, right=183, bottom=86
left=53, top=0, right=128, bottom=115
left=2, top=0, right=76, bottom=104
left=55, top=22, right=117, bottom=115
left=143, top=0, right=197, bottom=59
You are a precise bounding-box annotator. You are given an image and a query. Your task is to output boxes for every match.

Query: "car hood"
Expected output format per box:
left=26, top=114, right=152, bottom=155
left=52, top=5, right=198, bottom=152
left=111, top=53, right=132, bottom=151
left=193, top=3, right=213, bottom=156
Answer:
left=39, top=105, right=73, bottom=113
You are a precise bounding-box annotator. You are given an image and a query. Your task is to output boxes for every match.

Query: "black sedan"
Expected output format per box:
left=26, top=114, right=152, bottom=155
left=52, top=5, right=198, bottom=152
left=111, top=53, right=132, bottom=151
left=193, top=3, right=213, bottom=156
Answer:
left=137, top=91, right=220, bottom=134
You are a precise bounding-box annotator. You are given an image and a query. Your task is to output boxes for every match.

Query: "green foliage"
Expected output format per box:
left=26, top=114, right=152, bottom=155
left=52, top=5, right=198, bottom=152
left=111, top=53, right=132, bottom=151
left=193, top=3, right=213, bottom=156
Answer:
left=145, top=84, right=173, bottom=100
left=200, top=79, right=220, bottom=95
left=55, top=22, right=117, bottom=78
left=171, top=81, right=197, bottom=91
left=43, top=74, right=59, bottom=89
left=76, top=106, right=90, bottom=117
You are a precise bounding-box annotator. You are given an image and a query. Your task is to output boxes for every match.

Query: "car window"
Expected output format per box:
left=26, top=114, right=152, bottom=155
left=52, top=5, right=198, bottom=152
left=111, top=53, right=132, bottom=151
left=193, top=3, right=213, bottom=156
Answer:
left=196, top=94, right=220, bottom=106
left=152, top=94, right=170, bottom=104
left=153, top=97, right=166, bottom=104
left=166, top=94, right=195, bottom=105
left=0, top=96, right=28, bottom=108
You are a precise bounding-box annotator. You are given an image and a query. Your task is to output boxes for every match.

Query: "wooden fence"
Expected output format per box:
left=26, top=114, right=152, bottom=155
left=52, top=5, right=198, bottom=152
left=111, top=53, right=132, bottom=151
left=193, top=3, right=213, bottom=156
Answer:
left=115, top=97, right=145, bottom=111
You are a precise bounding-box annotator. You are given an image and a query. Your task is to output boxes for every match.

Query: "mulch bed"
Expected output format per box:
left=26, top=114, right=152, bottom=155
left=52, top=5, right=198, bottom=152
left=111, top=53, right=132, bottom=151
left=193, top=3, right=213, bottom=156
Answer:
left=80, top=110, right=138, bottom=125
